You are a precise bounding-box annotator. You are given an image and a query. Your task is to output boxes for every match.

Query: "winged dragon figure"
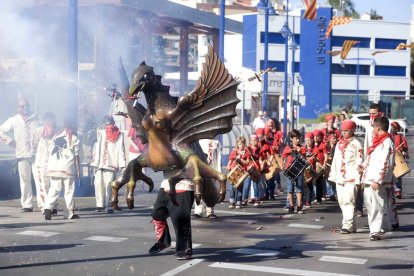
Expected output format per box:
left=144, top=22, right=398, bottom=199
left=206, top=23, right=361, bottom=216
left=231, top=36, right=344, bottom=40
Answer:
left=111, top=46, right=241, bottom=210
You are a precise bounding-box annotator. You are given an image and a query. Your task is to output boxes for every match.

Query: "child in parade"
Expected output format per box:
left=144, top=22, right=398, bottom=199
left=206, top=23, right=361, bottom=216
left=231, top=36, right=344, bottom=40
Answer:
left=390, top=121, right=409, bottom=199
left=242, top=134, right=263, bottom=207
left=303, top=132, right=316, bottom=208
left=328, top=120, right=363, bottom=234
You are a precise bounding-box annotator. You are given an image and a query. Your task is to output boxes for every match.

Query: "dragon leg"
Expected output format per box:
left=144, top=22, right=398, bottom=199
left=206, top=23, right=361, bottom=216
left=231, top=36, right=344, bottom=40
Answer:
left=186, top=155, right=203, bottom=205
left=126, top=162, right=154, bottom=210
left=195, top=159, right=227, bottom=203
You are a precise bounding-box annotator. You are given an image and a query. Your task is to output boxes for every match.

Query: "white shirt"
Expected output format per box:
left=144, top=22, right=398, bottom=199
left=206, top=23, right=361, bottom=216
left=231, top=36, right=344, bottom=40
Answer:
left=160, top=179, right=194, bottom=192
left=328, top=137, right=363, bottom=185
left=0, top=114, right=39, bottom=158
left=361, top=137, right=395, bottom=186
left=252, top=116, right=266, bottom=130
left=91, top=129, right=126, bottom=171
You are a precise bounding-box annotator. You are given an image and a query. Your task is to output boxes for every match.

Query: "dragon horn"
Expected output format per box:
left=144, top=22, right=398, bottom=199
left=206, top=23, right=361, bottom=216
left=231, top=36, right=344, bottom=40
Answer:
left=118, top=56, right=130, bottom=98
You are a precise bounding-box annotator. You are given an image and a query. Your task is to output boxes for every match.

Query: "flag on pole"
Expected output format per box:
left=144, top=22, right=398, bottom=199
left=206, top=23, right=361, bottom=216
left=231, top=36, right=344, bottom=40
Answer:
left=326, top=50, right=341, bottom=56
left=302, top=0, right=317, bottom=20
left=371, top=50, right=389, bottom=56
left=324, top=16, right=352, bottom=39
left=395, top=43, right=413, bottom=50
left=340, top=40, right=359, bottom=59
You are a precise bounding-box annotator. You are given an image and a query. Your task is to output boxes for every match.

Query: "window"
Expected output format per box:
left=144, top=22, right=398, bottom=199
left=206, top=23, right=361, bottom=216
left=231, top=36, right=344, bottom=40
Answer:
left=260, top=61, right=300, bottom=73
left=259, top=33, right=300, bottom=45
left=375, top=66, right=406, bottom=77
left=331, top=90, right=369, bottom=113
left=375, top=38, right=407, bottom=50
left=332, top=36, right=370, bottom=48
left=332, top=64, right=370, bottom=75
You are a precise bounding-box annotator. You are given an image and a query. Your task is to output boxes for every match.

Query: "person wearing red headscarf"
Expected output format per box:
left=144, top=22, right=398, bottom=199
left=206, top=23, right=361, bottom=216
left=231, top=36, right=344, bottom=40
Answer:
left=328, top=120, right=363, bottom=234
left=360, top=116, right=396, bottom=241
left=90, top=116, right=127, bottom=214
left=302, top=132, right=316, bottom=208
left=390, top=121, right=409, bottom=199
left=322, top=114, right=341, bottom=142
left=312, top=129, right=327, bottom=203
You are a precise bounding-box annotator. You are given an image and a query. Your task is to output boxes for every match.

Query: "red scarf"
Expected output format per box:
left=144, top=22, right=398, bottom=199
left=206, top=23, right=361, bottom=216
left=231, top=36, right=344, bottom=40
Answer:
left=42, top=122, right=55, bottom=139
left=368, top=133, right=390, bottom=155
left=338, top=138, right=349, bottom=154
left=105, top=125, right=121, bottom=143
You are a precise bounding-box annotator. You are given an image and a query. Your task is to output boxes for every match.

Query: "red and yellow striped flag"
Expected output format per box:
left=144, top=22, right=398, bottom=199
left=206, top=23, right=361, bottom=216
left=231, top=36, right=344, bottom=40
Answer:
left=324, top=16, right=352, bottom=39
left=395, top=43, right=413, bottom=50
left=302, top=0, right=317, bottom=20
left=326, top=50, right=341, bottom=56
left=340, top=40, right=359, bottom=59
left=371, top=50, right=389, bottom=56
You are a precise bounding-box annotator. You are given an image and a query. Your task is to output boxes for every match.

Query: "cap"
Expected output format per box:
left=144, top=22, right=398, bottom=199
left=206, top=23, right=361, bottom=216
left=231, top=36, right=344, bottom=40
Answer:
left=341, top=120, right=356, bottom=130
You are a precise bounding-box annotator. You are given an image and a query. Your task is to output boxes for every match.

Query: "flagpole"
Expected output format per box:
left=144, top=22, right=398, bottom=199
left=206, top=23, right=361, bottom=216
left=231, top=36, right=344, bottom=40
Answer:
left=356, top=44, right=360, bottom=113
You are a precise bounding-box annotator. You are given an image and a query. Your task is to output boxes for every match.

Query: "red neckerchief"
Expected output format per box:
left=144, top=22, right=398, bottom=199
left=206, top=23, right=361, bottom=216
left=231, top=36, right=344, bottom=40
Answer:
left=64, top=128, right=73, bottom=146
left=338, top=137, right=350, bottom=154
left=368, top=133, right=390, bottom=155
left=105, top=125, right=121, bottom=143
left=42, top=122, right=55, bottom=139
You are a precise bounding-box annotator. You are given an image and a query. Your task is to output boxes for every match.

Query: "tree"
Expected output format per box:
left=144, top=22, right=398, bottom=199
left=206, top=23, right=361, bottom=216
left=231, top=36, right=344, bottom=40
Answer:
left=328, top=0, right=360, bottom=18
left=369, top=9, right=383, bottom=20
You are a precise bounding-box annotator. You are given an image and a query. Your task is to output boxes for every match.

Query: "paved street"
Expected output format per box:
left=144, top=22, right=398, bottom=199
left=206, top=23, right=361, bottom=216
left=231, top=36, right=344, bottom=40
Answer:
left=1, top=135, right=414, bottom=276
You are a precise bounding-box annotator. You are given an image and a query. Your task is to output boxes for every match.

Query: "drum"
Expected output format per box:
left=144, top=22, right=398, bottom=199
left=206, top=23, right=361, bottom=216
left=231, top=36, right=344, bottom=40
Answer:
left=304, top=167, right=317, bottom=183
left=283, top=155, right=308, bottom=182
left=265, top=155, right=282, bottom=181
left=227, top=164, right=248, bottom=189
left=393, top=153, right=411, bottom=178
left=315, top=162, right=326, bottom=178
left=247, top=165, right=261, bottom=182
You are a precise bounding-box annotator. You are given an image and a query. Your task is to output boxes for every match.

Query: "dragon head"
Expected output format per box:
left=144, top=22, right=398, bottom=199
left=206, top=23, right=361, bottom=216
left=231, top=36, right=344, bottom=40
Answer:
left=129, top=61, right=156, bottom=97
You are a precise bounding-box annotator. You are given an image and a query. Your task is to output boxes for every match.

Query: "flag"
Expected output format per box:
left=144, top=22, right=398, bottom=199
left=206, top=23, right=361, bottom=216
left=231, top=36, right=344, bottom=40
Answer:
left=324, top=16, right=352, bottom=39
left=340, top=40, right=359, bottom=59
left=302, top=0, right=317, bottom=21
left=371, top=50, right=389, bottom=56
left=395, top=43, right=413, bottom=50
left=326, top=50, right=341, bottom=56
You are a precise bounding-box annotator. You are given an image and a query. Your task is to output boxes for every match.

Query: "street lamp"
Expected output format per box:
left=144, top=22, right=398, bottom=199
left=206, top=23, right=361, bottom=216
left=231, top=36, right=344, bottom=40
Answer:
left=341, top=45, right=376, bottom=113
left=280, top=0, right=292, bottom=140
left=289, top=32, right=298, bottom=132
left=257, top=0, right=276, bottom=114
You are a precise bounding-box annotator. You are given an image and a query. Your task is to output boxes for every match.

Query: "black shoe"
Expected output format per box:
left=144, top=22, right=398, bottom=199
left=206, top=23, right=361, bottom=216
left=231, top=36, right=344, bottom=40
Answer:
left=21, top=208, right=33, bottom=213
left=44, top=209, right=51, bottom=220
left=176, top=253, right=192, bottom=260
left=340, top=229, right=351, bottom=234
left=95, top=207, right=104, bottom=212
left=148, top=243, right=170, bottom=255
left=51, top=209, right=58, bottom=216
left=392, top=223, right=400, bottom=231
left=192, top=214, right=202, bottom=218
left=106, top=209, right=114, bottom=214
left=296, top=206, right=304, bottom=214
left=207, top=214, right=218, bottom=219
left=288, top=206, right=295, bottom=213
left=68, top=214, right=79, bottom=219
left=370, top=234, right=381, bottom=241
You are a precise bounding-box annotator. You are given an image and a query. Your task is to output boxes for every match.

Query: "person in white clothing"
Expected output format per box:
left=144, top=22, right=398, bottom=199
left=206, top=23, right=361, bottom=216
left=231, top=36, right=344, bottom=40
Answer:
left=193, top=139, right=221, bottom=219
left=44, top=117, right=80, bottom=220
left=328, top=120, right=363, bottom=234
left=360, top=116, right=395, bottom=241
left=91, top=116, right=126, bottom=213
left=0, top=97, right=39, bottom=212
left=252, top=111, right=266, bottom=131
left=32, top=112, right=57, bottom=213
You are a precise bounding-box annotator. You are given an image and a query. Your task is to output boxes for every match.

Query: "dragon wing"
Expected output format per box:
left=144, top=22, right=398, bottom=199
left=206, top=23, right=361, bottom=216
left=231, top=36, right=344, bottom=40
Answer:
left=172, top=45, right=241, bottom=145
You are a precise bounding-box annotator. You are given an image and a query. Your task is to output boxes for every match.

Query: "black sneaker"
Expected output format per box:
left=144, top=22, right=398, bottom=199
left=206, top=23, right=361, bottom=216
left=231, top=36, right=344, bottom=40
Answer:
left=340, top=229, right=351, bottom=234
left=95, top=207, right=104, bottom=212
left=106, top=209, right=114, bottom=214
left=392, top=223, right=400, bottom=231
left=176, top=253, right=192, bottom=260
left=44, top=209, right=51, bottom=220
left=370, top=234, right=381, bottom=241
left=288, top=206, right=295, bottom=213
left=51, top=209, right=58, bottom=216
left=21, top=208, right=33, bottom=213
left=68, top=214, right=80, bottom=219
left=148, top=243, right=170, bottom=255
left=297, top=206, right=304, bottom=214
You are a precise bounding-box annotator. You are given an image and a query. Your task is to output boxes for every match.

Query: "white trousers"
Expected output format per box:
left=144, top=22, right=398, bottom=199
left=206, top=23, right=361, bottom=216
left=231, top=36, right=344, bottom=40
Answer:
left=194, top=200, right=214, bottom=217
left=45, top=177, right=75, bottom=214
left=363, top=185, right=386, bottom=234
left=94, top=170, right=116, bottom=209
left=32, top=165, right=50, bottom=211
left=336, top=183, right=357, bottom=231
left=18, top=159, right=33, bottom=208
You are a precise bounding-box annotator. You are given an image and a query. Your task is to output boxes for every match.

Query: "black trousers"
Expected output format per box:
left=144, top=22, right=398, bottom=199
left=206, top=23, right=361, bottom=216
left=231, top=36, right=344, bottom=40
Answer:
left=152, top=189, right=194, bottom=255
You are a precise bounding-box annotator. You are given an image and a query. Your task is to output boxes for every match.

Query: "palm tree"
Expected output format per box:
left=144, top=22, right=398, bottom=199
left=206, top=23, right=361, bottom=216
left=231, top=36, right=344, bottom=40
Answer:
left=327, top=0, right=359, bottom=18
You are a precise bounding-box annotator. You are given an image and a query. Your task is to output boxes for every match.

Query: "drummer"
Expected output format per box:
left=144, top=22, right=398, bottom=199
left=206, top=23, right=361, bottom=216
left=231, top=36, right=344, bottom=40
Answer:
left=268, top=121, right=284, bottom=195
left=312, top=129, right=327, bottom=204
left=303, top=132, right=316, bottom=208
left=262, top=128, right=277, bottom=200
left=282, top=129, right=306, bottom=214
left=242, top=134, right=265, bottom=207
left=390, top=121, right=409, bottom=199
left=321, top=114, right=341, bottom=142
left=226, top=136, right=250, bottom=209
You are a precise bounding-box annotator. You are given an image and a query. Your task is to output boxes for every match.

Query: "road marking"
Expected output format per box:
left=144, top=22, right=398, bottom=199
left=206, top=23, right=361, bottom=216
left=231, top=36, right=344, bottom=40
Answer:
left=288, top=223, right=324, bottom=229
left=84, top=236, right=128, bottom=242
left=214, top=210, right=261, bottom=216
left=17, top=230, right=59, bottom=237
left=235, top=248, right=280, bottom=257
left=170, top=242, right=201, bottom=249
left=160, top=258, right=204, bottom=276
left=222, top=218, right=258, bottom=224
left=209, top=262, right=359, bottom=276
left=319, top=255, right=368, bottom=264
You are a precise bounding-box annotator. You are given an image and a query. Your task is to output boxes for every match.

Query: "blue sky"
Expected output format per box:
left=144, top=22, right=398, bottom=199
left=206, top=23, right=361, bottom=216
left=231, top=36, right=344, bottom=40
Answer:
left=354, top=0, right=413, bottom=23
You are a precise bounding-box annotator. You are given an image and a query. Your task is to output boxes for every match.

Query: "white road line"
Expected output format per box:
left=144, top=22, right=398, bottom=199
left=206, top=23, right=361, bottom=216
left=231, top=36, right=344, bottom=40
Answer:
left=222, top=218, right=258, bottom=224
left=319, top=255, right=368, bottom=264
left=84, top=236, right=128, bottom=242
left=288, top=223, right=324, bottom=229
left=209, top=262, right=359, bottom=276
left=214, top=210, right=261, bottom=216
left=170, top=242, right=202, bottom=249
left=17, top=230, right=59, bottom=237
left=235, top=248, right=280, bottom=257
left=160, top=258, right=204, bottom=276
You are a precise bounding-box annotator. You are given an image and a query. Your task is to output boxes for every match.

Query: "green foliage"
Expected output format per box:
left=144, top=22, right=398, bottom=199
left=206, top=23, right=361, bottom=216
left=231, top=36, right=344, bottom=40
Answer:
left=328, top=0, right=360, bottom=18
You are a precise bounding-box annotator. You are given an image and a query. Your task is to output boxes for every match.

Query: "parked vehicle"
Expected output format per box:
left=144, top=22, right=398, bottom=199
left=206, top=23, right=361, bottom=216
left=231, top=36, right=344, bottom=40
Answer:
left=350, top=113, right=408, bottom=136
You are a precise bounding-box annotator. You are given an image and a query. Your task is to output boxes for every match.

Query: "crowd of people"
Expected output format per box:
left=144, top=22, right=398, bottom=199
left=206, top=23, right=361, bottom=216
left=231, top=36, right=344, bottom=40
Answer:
left=0, top=97, right=410, bottom=244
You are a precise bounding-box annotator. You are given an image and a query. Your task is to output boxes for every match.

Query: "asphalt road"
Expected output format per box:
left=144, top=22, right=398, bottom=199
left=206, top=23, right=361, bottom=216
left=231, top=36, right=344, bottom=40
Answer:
left=1, top=137, right=414, bottom=276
